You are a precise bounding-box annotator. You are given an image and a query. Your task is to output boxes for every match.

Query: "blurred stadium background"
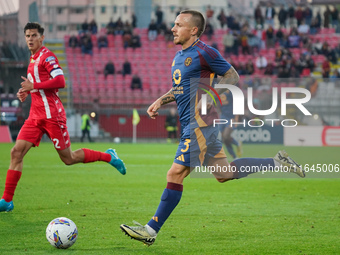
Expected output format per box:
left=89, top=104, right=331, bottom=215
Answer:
left=1, top=0, right=340, bottom=146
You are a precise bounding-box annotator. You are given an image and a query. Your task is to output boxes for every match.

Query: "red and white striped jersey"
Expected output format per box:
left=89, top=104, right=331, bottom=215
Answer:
left=27, top=46, right=66, bottom=120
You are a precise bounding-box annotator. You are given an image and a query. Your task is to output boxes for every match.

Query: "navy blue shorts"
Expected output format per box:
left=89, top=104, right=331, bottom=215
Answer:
left=174, top=125, right=226, bottom=167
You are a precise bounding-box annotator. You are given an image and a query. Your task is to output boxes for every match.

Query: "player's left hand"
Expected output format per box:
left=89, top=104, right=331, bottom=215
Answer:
left=147, top=99, right=162, bottom=119
left=21, top=76, right=34, bottom=92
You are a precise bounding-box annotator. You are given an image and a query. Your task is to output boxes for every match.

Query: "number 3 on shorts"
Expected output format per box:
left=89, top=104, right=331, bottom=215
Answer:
left=52, top=138, right=61, bottom=149
left=181, top=139, right=191, bottom=153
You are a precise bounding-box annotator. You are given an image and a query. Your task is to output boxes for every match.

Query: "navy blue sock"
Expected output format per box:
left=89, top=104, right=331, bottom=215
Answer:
left=230, top=158, right=275, bottom=178
left=147, top=182, right=183, bottom=233
left=226, top=144, right=236, bottom=158
left=231, top=138, right=239, bottom=146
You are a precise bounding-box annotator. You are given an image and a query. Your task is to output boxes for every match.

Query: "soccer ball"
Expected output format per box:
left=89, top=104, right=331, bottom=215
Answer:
left=46, top=217, right=78, bottom=249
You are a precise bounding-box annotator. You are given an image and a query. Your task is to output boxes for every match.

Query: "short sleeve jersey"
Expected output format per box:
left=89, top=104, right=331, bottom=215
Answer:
left=27, top=46, right=65, bottom=120
left=171, top=40, right=231, bottom=132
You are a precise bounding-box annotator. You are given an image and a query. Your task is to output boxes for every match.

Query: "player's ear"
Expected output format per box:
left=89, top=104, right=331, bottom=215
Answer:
left=191, top=26, right=198, bottom=36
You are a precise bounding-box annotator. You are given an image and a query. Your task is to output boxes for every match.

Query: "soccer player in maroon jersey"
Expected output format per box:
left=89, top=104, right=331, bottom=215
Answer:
left=0, top=22, right=126, bottom=212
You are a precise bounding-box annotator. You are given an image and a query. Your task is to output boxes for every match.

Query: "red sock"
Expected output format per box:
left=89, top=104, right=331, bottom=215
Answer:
left=2, top=169, right=22, bottom=202
left=82, top=148, right=111, bottom=163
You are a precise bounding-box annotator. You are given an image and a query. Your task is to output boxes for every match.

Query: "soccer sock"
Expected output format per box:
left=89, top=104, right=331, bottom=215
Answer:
left=226, top=144, right=236, bottom=158
left=147, top=182, right=183, bottom=233
left=2, top=169, right=22, bottom=202
left=82, top=148, right=111, bottom=163
left=230, top=158, right=276, bottom=179
left=231, top=138, right=239, bottom=146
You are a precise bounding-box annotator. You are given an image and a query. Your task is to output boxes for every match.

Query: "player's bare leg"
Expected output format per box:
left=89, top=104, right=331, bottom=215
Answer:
left=121, top=163, right=189, bottom=245
left=207, top=157, right=236, bottom=182
left=57, top=147, right=85, bottom=165
left=9, top=140, right=34, bottom=171
left=166, top=162, right=191, bottom=184
left=222, top=127, right=232, bottom=145
left=0, top=140, right=34, bottom=212
left=57, top=147, right=126, bottom=175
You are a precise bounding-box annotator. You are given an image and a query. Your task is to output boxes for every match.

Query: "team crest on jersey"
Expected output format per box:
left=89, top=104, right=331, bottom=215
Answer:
left=173, top=69, right=181, bottom=85
left=30, top=59, right=35, bottom=63
left=45, top=56, right=56, bottom=62
left=184, top=57, right=192, bottom=66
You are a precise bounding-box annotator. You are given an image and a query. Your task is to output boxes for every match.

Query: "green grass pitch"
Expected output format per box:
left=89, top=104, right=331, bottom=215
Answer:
left=0, top=142, right=339, bottom=254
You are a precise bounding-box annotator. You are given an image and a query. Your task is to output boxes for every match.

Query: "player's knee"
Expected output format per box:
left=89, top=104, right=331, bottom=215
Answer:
left=10, top=147, right=24, bottom=161
left=167, top=169, right=179, bottom=179
left=167, top=168, right=186, bottom=182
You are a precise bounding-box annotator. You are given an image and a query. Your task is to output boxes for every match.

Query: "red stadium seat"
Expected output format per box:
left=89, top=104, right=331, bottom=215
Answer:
left=64, top=35, right=70, bottom=43
left=301, top=68, right=311, bottom=77
left=91, top=35, right=97, bottom=47
left=133, top=28, right=141, bottom=34
left=311, top=55, right=326, bottom=64
left=320, top=28, right=335, bottom=34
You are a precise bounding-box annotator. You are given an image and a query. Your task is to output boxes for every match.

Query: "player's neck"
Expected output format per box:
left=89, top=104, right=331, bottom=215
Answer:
left=181, top=37, right=198, bottom=50
left=31, top=45, right=43, bottom=56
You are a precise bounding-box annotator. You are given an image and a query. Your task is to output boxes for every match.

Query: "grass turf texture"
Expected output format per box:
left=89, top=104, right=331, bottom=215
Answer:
left=0, top=142, right=339, bottom=254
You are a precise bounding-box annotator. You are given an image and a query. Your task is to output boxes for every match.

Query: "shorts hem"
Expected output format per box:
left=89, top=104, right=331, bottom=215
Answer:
left=173, top=159, right=191, bottom=167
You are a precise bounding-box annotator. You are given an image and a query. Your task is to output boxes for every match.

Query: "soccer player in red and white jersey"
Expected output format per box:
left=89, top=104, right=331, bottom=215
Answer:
left=0, top=22, right=126, bottom=212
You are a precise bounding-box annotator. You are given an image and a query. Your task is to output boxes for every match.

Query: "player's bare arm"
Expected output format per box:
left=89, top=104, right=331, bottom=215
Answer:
left=147, top=89, right=175, bottom=119
left=197, top=67, right=239, bottom=110
left=216, top=66, right=240, bottom=94
left=160, top=88, right=175, bottom=105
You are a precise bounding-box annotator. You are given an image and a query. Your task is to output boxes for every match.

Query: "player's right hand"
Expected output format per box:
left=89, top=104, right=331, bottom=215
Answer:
left=196, top=95, right=214, bottom=113
left=21, top=76, right=34, bottom=92
left=17, top=88, right=28, bottom=102
left=147, top=100, right=161, bottom=119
